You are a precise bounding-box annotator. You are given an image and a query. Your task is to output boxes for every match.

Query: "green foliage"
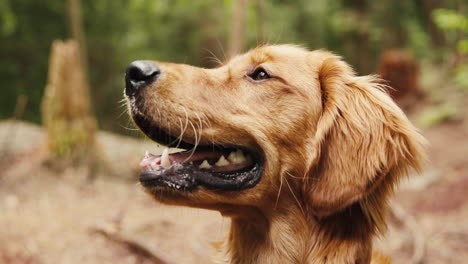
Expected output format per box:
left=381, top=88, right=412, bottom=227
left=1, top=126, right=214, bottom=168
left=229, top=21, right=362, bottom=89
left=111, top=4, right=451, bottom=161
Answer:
left=458, top=39, right=468, bottom=54
left=432, top=8, right=468, bottom=90
left=0, top=0, right=67, bottom=122
left=432, top=9, right=468, bottom=32
left=417, top=103, right=458, bottom=128
left=454, top=64, right=468, bottom=89
left=0, top=0, right=17, bottom=36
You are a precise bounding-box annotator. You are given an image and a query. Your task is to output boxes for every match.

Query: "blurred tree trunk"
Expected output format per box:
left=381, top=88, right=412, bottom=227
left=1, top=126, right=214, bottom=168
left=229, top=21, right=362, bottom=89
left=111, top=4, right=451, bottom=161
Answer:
left=342, top=0, right=372, bottom=74
left=228, top=0, right=247, bottom=57
left=68, top=0, right=89, bottom=78
left=255, top=0, right=266, bottom=45
left=421, top=0, right=446, bottom=48
left=200, top=1, right=224, bottom=68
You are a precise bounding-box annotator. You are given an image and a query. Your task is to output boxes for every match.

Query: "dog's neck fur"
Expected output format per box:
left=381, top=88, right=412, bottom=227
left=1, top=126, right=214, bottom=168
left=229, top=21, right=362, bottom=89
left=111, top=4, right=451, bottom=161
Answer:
left=219, top=194, right=380, bottom=264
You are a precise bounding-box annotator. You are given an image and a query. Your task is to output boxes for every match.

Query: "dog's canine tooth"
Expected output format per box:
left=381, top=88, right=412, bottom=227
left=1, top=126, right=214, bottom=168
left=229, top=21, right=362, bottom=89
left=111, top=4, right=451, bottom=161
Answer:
left=161, top=147, right=171, bottom=168
left=228, top=150, right=246, bottom=164
left=215, top=155, right=230, bottom=167
left=199, top=160, right=212, bottom=169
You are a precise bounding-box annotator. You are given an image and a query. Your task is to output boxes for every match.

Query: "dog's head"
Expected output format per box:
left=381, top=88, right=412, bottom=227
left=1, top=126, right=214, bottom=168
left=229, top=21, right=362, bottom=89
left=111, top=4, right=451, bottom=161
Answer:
left=125, top=45, right=425, bottom=218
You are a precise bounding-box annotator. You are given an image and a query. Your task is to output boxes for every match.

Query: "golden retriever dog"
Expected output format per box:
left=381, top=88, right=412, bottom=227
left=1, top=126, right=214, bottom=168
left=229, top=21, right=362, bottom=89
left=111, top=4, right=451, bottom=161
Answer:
left=124, top=45, right=426, bottom=264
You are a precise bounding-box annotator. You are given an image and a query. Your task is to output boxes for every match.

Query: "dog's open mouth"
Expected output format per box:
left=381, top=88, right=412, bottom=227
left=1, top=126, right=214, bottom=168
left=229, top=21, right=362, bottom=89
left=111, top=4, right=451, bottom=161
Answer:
left=139, top=147, right=262, bottom=191
left=133, top=114, right=263, bottom=191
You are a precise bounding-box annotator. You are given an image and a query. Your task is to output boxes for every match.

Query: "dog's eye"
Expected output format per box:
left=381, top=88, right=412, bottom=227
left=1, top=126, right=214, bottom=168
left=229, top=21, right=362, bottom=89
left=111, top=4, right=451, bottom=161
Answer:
left=250, top=68, right=270, bottom=81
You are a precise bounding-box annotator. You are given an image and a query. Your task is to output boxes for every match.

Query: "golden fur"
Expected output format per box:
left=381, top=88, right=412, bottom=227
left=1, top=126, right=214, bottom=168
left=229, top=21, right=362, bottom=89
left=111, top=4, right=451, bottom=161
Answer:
left=131, top=45, right=426, bottom=263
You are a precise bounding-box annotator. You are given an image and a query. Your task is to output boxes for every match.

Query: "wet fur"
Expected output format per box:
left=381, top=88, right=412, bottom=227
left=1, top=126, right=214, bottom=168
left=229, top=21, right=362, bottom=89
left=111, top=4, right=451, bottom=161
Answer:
left=130, top=45, right=426, bottom=264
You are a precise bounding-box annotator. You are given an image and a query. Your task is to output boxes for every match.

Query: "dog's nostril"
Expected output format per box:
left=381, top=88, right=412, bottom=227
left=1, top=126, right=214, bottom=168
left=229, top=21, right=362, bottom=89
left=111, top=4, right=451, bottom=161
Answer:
left=125, top=60, right=160, bottom=96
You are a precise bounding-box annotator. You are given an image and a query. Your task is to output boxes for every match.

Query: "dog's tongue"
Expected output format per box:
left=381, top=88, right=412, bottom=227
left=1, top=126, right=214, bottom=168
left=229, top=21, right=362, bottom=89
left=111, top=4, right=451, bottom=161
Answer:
left=140, top=147, right=252, bottom=172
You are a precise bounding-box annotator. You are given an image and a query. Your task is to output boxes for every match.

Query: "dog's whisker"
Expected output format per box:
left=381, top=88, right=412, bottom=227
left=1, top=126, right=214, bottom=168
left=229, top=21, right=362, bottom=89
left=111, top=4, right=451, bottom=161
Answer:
left=117, top=99, right=129, bottom=111
left=181, top=106, right=190, bottom=140
left=200, top=112, right=212, bottom=129
left=182, top=112, right=204, bottom=163
left=194, top=112, right=203, bottom=147
left=118, top=101, right=133, bottom=119
left=204, top=48, right=222, bottom=66
left=118, top=117, right=141, bottom=134
left=175, top=106, right=190, bottom=150
left=117, top=108, right=128, bottom=119
left=166, top=112, right=172, bottom=145
left=118, top=124, right=140, bottom=131
left=275, top=175, right=284, bottom=210
left=159, top=107, right=178, bottom=146
left=175, top=117, right=185, bottom=149
left=118, top=101, right=128, bottom=109
left=285, top=173, right=303, bottom=179
left=215, top=38, right=227, bottom=64
left=117, top=98, right=127, bottom=107
left=284, top=174, right=305, bottom=216
left=200, top=112, right=216, bottom=147
left=183, top=120, right=198, bottom=162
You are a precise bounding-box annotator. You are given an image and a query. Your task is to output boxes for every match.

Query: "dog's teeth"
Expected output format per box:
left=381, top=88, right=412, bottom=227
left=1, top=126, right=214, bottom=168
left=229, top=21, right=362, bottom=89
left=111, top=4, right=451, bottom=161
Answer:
left=199, top=160, right=212, bottom=169
left=161, top=147, right=171, bottom=168
left=144, top=151, right=150, bottom=158
left=215, top=155, right=230, bottom=167
left=228, top=150, right=247, bottom=164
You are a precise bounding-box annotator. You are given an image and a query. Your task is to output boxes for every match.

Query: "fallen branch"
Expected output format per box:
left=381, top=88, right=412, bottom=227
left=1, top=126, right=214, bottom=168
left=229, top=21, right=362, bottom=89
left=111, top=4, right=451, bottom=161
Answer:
left=90, top=226, right=172, bottom=264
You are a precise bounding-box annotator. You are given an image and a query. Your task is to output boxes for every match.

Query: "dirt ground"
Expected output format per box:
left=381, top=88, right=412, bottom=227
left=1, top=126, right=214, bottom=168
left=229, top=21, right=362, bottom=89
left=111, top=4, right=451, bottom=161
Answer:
left=0, top=111, right=467, bottom=263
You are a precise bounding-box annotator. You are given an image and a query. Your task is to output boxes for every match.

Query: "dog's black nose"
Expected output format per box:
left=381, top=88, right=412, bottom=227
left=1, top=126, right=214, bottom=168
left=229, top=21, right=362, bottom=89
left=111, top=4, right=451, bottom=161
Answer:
left=125, top=61, right=160, bottom=96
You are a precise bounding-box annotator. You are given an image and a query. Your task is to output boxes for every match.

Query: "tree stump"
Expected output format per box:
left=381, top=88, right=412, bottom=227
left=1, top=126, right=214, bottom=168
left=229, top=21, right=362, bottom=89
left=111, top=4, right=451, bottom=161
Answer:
left=377, top=50, right=424, bottom=111
left=41, top=39, right=99, bottom=171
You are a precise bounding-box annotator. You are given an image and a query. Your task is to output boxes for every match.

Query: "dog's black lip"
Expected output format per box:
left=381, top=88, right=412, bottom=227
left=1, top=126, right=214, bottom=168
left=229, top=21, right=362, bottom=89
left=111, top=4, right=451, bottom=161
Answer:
left=139, top=160, right=263, bottom=191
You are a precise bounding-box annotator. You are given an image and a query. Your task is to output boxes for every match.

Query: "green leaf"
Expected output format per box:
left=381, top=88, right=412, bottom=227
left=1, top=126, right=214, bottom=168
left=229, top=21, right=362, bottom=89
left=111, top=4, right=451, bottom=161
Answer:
left=454, top=64, right=468, bottom=90
left=432, top=8, right=467, bottom=31
left=457, top=39, right=468, bottom=54
left=0, top=0, right=17, bottom=36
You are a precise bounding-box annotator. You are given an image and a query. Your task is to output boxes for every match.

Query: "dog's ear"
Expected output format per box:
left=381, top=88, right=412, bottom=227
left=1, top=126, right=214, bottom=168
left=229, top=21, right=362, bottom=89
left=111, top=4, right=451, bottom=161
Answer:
left=305, top=52, right=426, bottom=217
